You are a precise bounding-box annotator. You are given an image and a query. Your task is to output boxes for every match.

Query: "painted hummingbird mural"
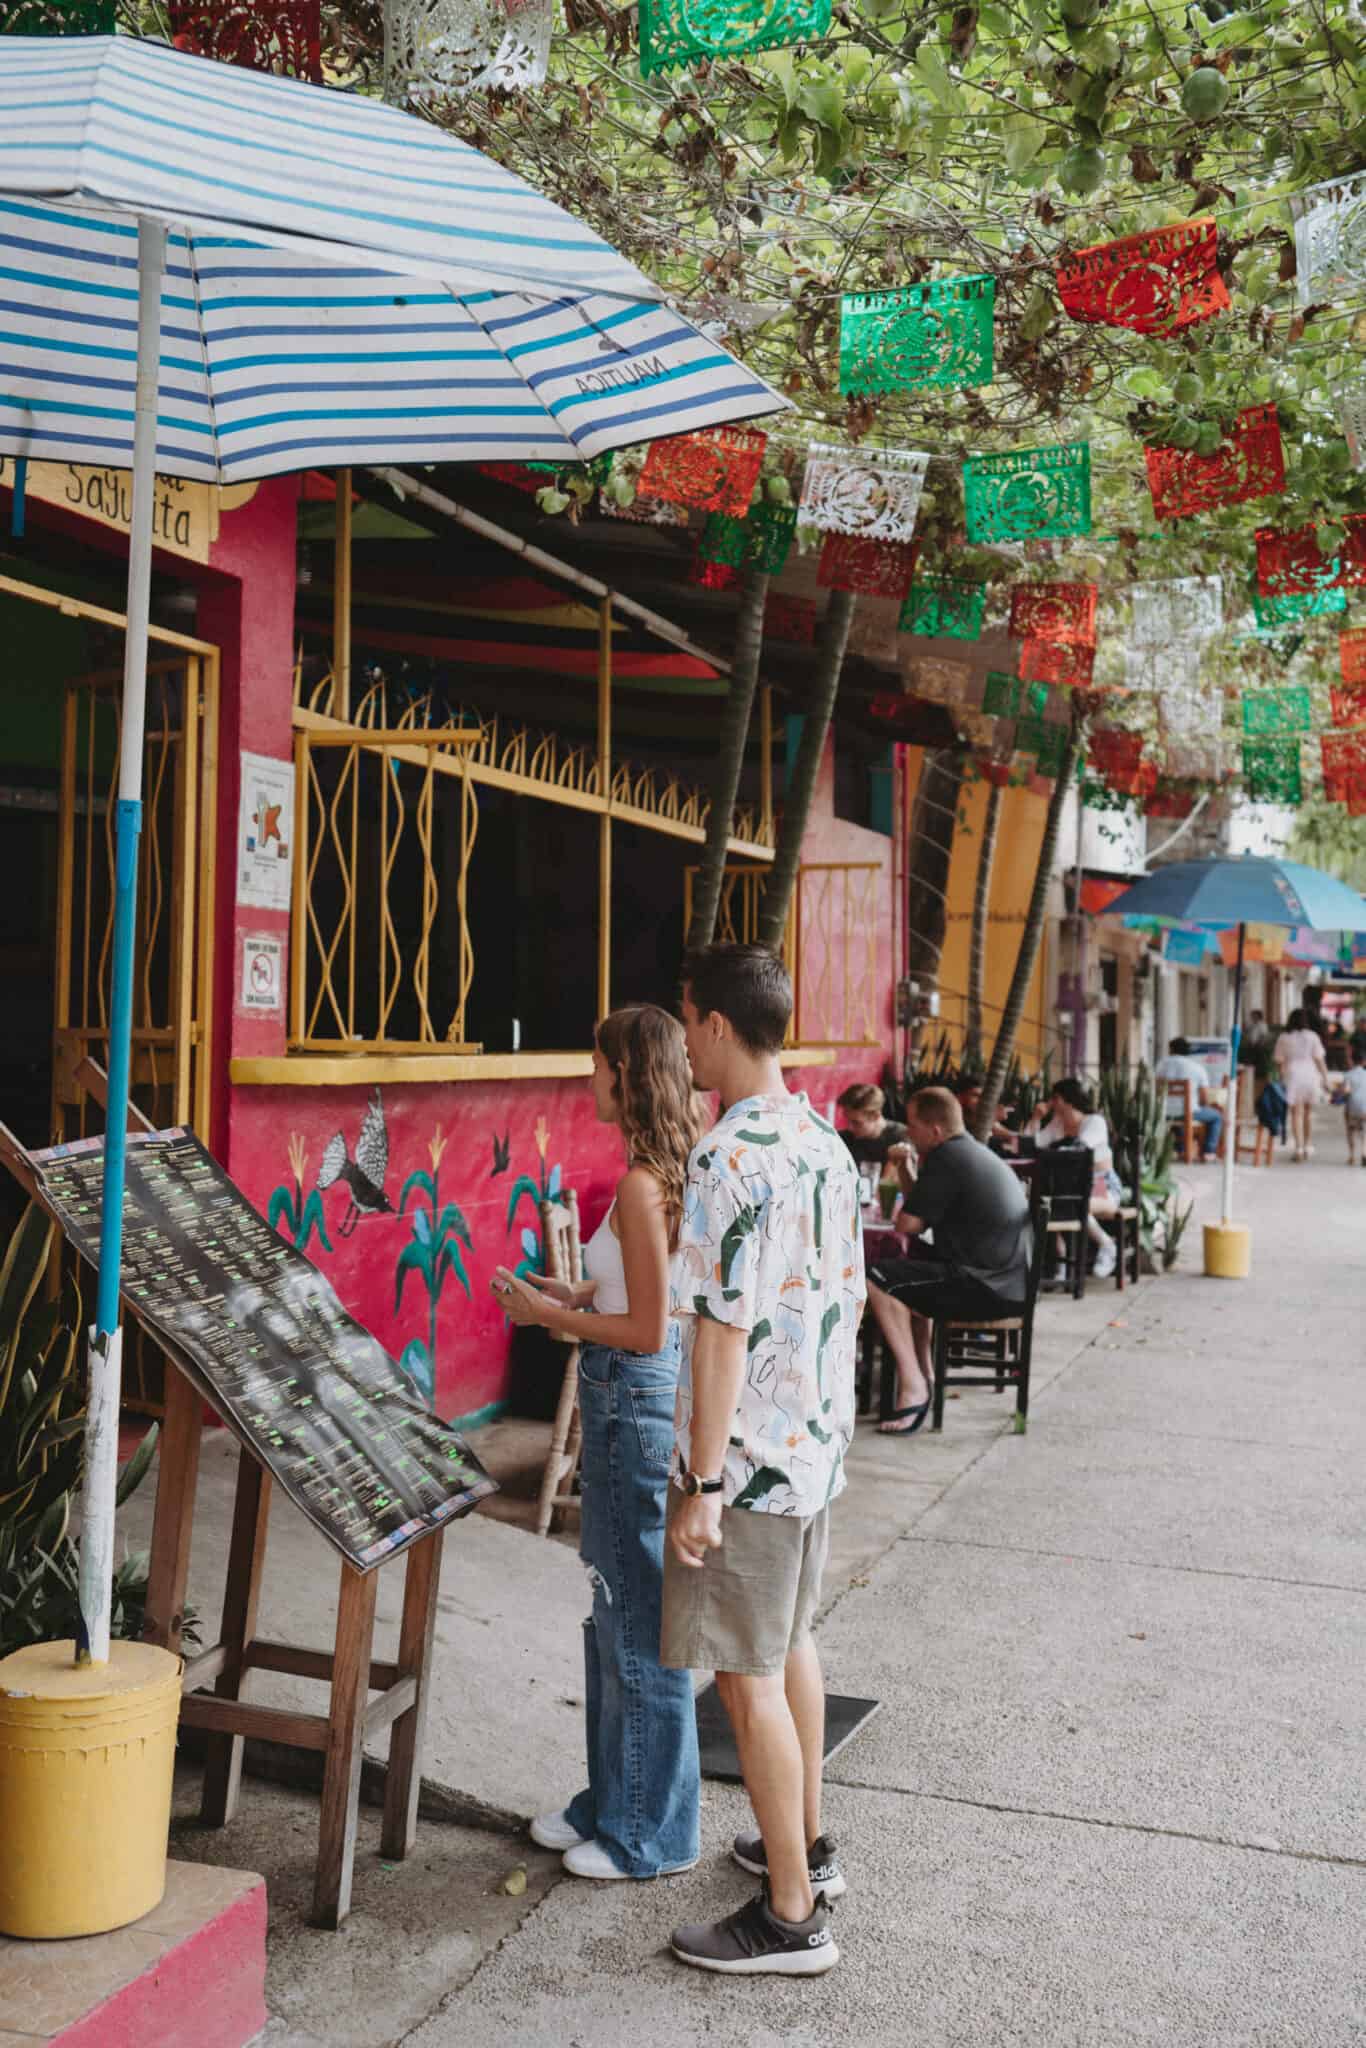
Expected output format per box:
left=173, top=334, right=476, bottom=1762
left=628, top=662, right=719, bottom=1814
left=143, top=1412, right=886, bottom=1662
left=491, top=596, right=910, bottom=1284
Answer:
left=316, top=1089, right=393, bottom=1237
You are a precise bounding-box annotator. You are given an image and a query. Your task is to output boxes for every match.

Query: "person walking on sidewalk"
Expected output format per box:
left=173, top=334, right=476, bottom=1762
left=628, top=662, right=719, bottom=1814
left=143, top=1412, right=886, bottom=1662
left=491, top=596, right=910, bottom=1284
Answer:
left=493, top=1005, right=703, bottom=1882
left=1275, top=1008, right=1331, bottom=1162
left=662, top=944, right=864, bottom=1977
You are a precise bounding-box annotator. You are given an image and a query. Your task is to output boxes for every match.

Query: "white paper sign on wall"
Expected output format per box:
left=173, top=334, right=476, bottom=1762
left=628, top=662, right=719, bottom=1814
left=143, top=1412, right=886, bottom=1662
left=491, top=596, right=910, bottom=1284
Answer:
left=241, top=933, right=285, bottom=1013
left=236, top=751, right=295, bottom=913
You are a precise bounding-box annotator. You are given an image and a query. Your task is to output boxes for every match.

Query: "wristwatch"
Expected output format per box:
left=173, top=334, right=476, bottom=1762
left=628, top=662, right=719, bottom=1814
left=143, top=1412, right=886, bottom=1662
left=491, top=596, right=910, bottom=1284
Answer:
left=680, top=1467, right=724, bottom=1497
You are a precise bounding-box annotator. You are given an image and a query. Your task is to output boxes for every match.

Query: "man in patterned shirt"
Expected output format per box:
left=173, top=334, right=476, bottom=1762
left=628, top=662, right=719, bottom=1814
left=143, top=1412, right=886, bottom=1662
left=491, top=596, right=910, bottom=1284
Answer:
left=662, top=944, right=864, bottom=1976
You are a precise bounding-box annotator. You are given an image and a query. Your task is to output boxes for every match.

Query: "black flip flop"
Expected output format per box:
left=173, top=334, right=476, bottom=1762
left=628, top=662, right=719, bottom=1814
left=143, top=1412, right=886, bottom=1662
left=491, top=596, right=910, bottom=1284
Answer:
left=878, top=1398, right=931, bottom=1437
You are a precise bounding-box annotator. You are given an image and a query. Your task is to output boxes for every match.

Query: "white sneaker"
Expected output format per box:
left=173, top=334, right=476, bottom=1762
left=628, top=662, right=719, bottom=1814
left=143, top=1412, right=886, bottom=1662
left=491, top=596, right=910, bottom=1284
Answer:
left=530, top=1808, right=589, bottom=1852
left=1092, top=1240, right=1117, bottom=1279
left=562, top=1838, right=699, bottom=1881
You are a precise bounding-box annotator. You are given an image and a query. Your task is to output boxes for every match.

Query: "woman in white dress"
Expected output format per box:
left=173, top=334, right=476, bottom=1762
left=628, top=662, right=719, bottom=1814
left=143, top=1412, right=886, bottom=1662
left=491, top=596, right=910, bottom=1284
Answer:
left=492, top=1006, right=703, bottom=1883
left=1275, top=1008, right=1330, bottom=1161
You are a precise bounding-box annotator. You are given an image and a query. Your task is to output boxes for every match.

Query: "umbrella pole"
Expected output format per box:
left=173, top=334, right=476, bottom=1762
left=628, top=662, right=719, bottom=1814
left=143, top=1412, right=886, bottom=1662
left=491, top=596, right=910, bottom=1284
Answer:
left=1219, top=919, right=1246, bottom=1229
left=76, top=216, right=167, bottom=1667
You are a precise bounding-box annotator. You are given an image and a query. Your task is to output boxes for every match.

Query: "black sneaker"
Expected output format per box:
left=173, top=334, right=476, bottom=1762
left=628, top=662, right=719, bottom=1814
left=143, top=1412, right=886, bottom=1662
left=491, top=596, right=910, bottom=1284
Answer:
left=671, top=1884, right=838, bottom=1976
left=731, top=1829, right=846, bottom=1900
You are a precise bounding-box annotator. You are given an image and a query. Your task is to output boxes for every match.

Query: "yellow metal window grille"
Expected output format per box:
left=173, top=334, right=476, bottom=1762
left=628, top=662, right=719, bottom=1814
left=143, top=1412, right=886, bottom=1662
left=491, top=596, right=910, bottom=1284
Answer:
left=290, top=727, right=481, bottom=1054
left=294, top=667, right=773, bottom=858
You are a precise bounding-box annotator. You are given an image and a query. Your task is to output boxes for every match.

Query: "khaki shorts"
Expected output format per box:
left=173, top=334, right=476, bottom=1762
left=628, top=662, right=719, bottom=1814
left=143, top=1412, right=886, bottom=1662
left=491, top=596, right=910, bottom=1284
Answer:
left=659, top=1489, right=831, bottom=1678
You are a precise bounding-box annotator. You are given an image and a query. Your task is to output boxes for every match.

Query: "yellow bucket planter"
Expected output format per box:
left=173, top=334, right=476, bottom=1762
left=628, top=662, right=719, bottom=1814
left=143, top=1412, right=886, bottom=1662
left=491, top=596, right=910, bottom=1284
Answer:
left=0, top=1638, right=181, bottom=1939
left=1203, top=1222, right=1251, bottom=1280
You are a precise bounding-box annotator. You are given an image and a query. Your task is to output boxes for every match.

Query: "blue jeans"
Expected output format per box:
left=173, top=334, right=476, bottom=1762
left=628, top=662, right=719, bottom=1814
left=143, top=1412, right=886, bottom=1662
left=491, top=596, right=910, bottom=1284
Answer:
left=563, top=1331, right=699, bottom=1876
left=1192, top=1105, right=1223, bottom=1159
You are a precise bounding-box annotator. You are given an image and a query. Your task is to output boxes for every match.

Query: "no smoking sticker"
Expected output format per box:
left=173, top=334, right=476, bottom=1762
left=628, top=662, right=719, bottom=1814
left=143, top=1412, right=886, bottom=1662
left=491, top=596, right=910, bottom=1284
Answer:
left=241, top=934, right=284, bottom=1012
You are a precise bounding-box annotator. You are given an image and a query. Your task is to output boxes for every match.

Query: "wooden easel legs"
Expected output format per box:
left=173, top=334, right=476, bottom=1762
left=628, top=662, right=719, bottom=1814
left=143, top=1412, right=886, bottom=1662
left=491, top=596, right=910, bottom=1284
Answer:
left=382, top=1528, right=442, bottom=1862
left=314, top=1560, right=379, bottom=1927
left=159, top=1423, right=447, bottom=1929
left=201, top=1452, right=272, bottom=1829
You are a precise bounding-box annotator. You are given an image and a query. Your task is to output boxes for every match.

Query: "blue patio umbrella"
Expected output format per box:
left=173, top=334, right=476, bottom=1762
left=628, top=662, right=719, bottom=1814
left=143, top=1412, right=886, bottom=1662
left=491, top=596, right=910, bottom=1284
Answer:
left=0, top=32, right=786, bottom=1664
left=1102, top=855, right=1366, bottom=1232
left=1099, top=855, right=1366, bottom=933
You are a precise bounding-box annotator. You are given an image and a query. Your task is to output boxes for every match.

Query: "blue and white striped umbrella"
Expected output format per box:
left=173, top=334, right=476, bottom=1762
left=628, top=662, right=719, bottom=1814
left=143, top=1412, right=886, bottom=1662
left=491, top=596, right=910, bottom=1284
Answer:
left=0, top=34, right=785, bottom=482
left=0, top=29, right=788, bottom=1667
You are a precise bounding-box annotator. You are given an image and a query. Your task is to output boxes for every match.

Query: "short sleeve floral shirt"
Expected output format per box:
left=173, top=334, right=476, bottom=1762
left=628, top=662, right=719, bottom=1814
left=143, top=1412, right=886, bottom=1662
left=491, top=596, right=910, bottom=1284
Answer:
left=671, top=1092, right=865, bottom=1517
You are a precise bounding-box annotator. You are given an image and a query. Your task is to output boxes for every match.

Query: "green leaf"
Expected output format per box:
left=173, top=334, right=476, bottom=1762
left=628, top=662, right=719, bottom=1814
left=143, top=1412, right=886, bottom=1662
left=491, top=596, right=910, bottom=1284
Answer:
left=797, top=78, right=845, bottom=130
left=914, top=42, right=961, bottom=109
left=505, top=1175, right=543, bottom=1232
left=436, top=1201, right=473, bottom=1252
left=1002, top=113, right=1047, bottom=174
left=395, top=1239, right=434, bottom=1312
left=439, top=1239, right=471, bottom=1299
left=115, top=1422, right=159, bottom=1508
left=758, top=47, right=798, bottom=109
left=399, top=1169, right=438, bottom=1216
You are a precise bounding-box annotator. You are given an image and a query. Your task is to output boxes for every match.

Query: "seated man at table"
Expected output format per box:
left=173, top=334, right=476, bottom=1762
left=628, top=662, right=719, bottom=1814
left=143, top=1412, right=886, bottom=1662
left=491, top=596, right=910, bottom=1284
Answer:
left=1153, top=1037, right=1222, bottom=1161
left=837, top=1082, right=909, bottom=1176
left=865, top=1087, right=1032, bottom=1437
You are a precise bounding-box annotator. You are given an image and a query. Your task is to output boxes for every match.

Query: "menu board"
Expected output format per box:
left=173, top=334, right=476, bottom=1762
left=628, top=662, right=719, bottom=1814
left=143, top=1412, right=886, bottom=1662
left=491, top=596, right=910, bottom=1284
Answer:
left=28, top=1128, right=498, bottom=1571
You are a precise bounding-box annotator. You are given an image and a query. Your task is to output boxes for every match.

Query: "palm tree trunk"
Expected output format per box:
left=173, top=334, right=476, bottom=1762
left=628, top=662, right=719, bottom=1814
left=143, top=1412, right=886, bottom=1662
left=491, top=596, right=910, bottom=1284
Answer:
left=686, top=568, right=769, bottom=949
left=755, top=588, right=856, bottom=951
left=964, top=780, right=1002, bottom=1068
left=972, top=716, right=1081, bottom=1141
left=904, top=745, right=965, bottom=1049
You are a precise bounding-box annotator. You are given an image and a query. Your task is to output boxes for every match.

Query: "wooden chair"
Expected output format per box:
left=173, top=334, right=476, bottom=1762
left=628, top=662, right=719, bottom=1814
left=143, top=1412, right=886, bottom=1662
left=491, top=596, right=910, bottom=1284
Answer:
left=1233, top=1065, right=1275, bottom=1167
left=855, top=1314, right=897, bottom=1421
left=534, top=1189, right=584, bottom=1538
left=1105, top=1115, right=1143, bottom=1292
left=1032, top=1145, right=1093, bottom=1300
left=1164, top=1078, right=1197, bottom=1163
left=930, top=1202, right=1051, bottom=1436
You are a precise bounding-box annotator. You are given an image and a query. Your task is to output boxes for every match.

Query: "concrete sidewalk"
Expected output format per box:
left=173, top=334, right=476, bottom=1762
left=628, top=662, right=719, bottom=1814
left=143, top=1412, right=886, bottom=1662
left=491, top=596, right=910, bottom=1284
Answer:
left=155, top=1135, right=1366, bottom=2045
left=390, top=1139, right=1366, bottom=2047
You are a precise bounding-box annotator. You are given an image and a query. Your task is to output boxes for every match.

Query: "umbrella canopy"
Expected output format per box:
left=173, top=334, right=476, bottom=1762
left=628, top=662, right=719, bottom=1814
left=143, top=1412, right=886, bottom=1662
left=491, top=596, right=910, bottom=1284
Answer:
left=0, top=30, right=788, bottom=1666
left=1102, top=855, right=1366, bottom=933
left=0, top=35, right=784, bottom=482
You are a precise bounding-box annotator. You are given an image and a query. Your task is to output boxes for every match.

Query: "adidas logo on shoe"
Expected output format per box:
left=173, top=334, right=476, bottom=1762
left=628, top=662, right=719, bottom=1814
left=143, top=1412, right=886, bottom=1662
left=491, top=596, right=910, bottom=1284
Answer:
left=731, top=1830, right=847, bottom=1901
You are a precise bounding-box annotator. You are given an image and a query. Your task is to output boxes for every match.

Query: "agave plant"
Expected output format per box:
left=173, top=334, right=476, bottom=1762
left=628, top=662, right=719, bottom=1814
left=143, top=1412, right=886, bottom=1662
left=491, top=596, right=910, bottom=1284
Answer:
left=1097, top=1064, right=1187, bottom=1269
left=0, top=1203, right=168, bottom=1658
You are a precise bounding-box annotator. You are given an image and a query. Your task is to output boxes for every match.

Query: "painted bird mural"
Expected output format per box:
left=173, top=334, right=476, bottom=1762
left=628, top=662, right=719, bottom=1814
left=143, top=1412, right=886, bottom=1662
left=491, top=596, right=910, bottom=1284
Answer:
left=316, top=1089, right=393, bottom=1237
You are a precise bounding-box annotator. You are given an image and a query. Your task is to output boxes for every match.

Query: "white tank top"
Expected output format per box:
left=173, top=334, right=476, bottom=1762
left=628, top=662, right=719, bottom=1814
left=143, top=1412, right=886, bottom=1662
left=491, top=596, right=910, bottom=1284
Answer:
left=582, top=1202, right=629, bottom=1314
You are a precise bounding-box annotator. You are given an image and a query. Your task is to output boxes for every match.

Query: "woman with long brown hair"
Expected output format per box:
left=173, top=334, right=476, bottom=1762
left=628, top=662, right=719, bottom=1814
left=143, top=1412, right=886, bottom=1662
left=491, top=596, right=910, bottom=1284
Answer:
left=492, top=1004, right=703, bottom=1882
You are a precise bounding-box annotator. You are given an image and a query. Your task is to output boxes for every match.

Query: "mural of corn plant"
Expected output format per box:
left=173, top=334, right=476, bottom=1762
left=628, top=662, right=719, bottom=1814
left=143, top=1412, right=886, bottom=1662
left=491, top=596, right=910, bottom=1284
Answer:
left=267, top=1134, right=333, bottom=1255
left=396, top=1128, right=472, bottom=1405
left=504, top=1115, right=563, bottom=1279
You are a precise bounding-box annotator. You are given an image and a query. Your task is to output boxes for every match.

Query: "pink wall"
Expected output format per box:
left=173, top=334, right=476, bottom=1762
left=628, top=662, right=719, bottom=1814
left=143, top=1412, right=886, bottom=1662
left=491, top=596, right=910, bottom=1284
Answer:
left=226, top=1049, right=881, bottom=1422
left=229, top=1074, right=627, bottom=1419
left=194, top=479, right=300, bottom=1160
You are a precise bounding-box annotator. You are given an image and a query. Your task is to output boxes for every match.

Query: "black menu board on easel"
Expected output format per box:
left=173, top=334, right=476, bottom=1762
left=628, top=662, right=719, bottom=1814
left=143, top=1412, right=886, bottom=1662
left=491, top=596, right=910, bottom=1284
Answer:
left=28, top=1127, right=497, bottom=1571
